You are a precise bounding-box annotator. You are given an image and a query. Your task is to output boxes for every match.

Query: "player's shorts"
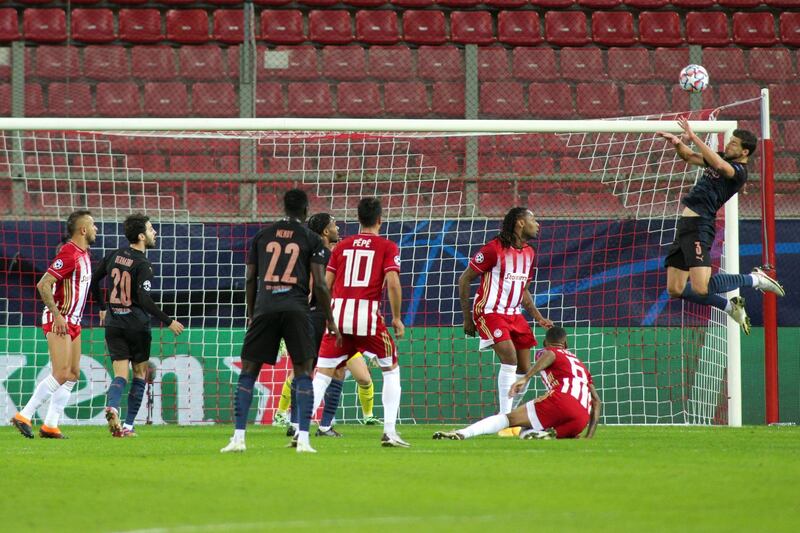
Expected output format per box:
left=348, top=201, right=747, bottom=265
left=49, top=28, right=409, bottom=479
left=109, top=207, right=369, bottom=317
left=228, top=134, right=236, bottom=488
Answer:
left=474, top=313, right=537, bottom=351
left=317, top=322, right=397, bottom=369
left=309, top=308, right=327, bottom=354
left=664, top=216, right=716, bottom=270
left=525, top=391, right=590, bottom=439
left=42, top=322, right=81, bottom=341
left=105, top=327, right=152, bottom=364
left=241, top=310, right=315, bottom=366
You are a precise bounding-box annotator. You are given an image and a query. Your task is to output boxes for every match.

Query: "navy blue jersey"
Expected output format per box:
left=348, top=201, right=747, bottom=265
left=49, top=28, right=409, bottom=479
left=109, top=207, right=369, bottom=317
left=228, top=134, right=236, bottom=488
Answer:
left=681, top=152, right=748, bottom=220
left=309, top=246, right=331, bottom=311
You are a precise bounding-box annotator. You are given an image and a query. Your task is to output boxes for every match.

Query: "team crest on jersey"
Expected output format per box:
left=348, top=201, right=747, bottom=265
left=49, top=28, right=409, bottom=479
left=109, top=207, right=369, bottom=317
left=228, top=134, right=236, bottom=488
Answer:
left=475, top=253, right=485, bottom=264
left=493, top=329, right=502, bottom=338
left=53, top=259, right=63, bottom=270
left=143, top=280, right=151, bottom=291
left=394, top=255, right=401, bottom=266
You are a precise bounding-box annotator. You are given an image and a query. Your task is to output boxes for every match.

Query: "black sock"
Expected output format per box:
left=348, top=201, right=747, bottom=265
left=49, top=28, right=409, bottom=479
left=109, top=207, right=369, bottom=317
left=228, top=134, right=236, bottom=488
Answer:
left=106, top=376, right=127, bottom=411
left=289, top=378, right=298, bottom=425
left=234, top=373, right=257, bottom=431
left=321, top=378, right=343, bottom=427
left=294, top=374, right=313, bottom=432
left=124, top=378, right=146, bottom=426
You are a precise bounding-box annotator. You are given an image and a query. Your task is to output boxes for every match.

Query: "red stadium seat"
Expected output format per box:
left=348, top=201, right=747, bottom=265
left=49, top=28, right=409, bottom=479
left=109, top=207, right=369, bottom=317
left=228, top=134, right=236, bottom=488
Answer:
left=0, top=84, right=10, bottom=116
left=71, top=8, right=115, bottom=43
left=47, top=82, right=93, bottom=116
left=779, top=13, right=800, bottom=47
left=485, top=0, right=528, bottom=6
left=299, top=0, right=340, bottom=5
left=438, top=0, right=481, bottom=5
left=749, top=48, right=794, bottom=83
left=512, top=47, right=556, bottom=80
left=345, top=0, right=389, bottom=5
left=623, top=84, right=668, bottom=116
left=322, top=45, right=367, bottom=80
left=478, top=48, right=510, bottom=81
left=733, top=12, right=776, bottom=47
left=23, top=8, right=66, bottom=43
left=592, top=11, right=635, bottom=47
left=702, top=48, right=745, bottom=82
left=608, top=48, right=652, bottom=82
left=192, top=82, right=237, bottom=117
left=769, top=84, right=800, bottom=117
left=24, top=83, right=44, bottom=116
left=653, top=47, right=689, bottom=82
left=131, top=46, right=176, bottom=80
left=261, top=10, right=304, bottom=44
left=450, top=11, right=494, bottom=45
left=767, top=0, right=800, bottom=6
left=497, top=11, right=542, bottom=46
left=623, top=0, right=668, bottom=6
left=309, top=10, right=353, bottom=45
left=84, top=46, right=129, bottom=80
left=143, top=82, right=188, bottom=117
left=529, top=82, right=573, bottom=118
left=0, top=9, right=20, bottom=42
left=418, top=45, right=463, bottom=80
left=545, top=11, right=588, bottom=47
left=480, top=82, right=526, bottom=118
left=431, top=81, right=464, bottom=117
left=639, top=12, right=683, bottom=47
left=384, top=81, right=428, bottom=116
left=253, top=0, right=293, bottom=4
left=96, top=82, right=141, bottom=117
left=166, top=10, right=209, bottom=44
left=579, top=0, right=621, bottom=6
left=34, top=46, right=79, bottom=79
left=337, top=81, right=382, bottom=116
left=368, top=45, right=414, bottom=80
left=512, top=156, right=555, bottom=175
left=686, top=12, right=730, bottom=47
left=671, top=0, right=715, bottom=6
left=560, top=47, right=604, bottom=82
left=214, top=9, right=244, bottom=44
left=170, top=155, right=217, bottom=175
left=403, top=10, right=447, bottom=45
left=179, top=45, right=225, bottom=80
left=119, top=9, right=163, bottom=43
left=531, top=0, right=575, bottom=6
left=255, top=82, right=285, bottom=117
left=782, top=120, right=800, bottom=152
left=257, top=45, right=318, bottom=80
left=391, top=0, right=434, bottom=6
left=287, top=82, right=333, bottom=116
left=719, top=0, right=763, bottom=6
left=355, top=10, right=399, bottom=45
left=576, top=83, right=619, bottom=118
left=716, top=83, right=761, bottom=118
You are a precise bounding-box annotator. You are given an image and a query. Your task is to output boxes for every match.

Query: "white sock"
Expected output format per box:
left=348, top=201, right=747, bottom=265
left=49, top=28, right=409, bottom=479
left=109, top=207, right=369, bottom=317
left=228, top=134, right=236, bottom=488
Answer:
left=748, top=273, right=759, bottom=289
left=20, top=375, right=61, bottom=421
left=497, top=364, right=517, bottom=414
left=725, top=300, right=733, bottom=313
left=312, top=373, right=332, bottom=420
left=512, top=373, right=529, bottom=409
left=233, top=429, right=246, bottom=441
left=382, top=367, right=401, bottom=435
left=319, top=425, right=331, bottom=432
left=297, top=430, right=310, bottom=446
left=460, top=414, right=510, bottom=439
left=44, top=380, right=75, bottom=427
left=123, top=423, right=134, bottom=431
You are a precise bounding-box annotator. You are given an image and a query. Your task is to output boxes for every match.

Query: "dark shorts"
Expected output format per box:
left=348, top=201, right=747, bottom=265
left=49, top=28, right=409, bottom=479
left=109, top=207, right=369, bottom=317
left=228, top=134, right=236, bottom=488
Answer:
left=664, top=216, right=715, bottom=271
left=310, top=309, right=326, bottom=354
left=106, top=327, right=152, bottom=364
left=241, top=310, right=315, bottom=366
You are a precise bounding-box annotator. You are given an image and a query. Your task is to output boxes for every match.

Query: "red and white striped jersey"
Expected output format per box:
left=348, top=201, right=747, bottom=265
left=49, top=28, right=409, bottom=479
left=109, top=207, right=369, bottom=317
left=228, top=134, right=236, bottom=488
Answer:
left=42, top=241, right=92, bottom=326
left=536, top=346, right=593, bottom=413
left=327, top=233, right=400, bottom=336
left=469, top=238, right=536, bottom=317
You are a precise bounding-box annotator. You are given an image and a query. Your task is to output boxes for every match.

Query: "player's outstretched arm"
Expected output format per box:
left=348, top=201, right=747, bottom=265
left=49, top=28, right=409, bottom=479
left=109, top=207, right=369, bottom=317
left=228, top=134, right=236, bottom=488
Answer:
left=244, top=263, right=257, bottom=325
left=522, top=291, right=553, bottom=329
left=385, top=271, right=404, bottom=339
left=509, top=349, right=556, bottom=397
left=677, top=117, right=736, bottom=178
left=458, top=267, right=479, bottom=337
left=37, top=272, right=67, bottom=335
left=657, top=130, right=704, bottom=167
left=311, top=262, right=341, bottom=345
left=584, top=384, right=602, bottom=439
left=136, top=267, right=184, bottom=335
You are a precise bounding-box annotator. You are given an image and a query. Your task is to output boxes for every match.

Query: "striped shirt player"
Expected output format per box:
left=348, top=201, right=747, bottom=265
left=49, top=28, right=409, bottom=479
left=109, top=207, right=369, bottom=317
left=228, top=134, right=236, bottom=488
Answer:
left=42, top=240, right=93, bottom=339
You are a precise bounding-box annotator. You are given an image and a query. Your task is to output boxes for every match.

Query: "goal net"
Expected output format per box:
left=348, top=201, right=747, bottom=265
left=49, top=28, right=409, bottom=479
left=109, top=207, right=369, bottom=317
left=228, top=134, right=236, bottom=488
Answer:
left=0, top=115, right=740, bottom=427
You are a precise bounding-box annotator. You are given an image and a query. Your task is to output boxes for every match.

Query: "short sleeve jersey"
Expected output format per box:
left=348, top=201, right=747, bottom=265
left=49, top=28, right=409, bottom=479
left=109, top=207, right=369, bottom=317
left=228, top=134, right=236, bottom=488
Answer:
left=536, top=346, right=594, bottom=413
left=248, top=218, right=326, bottom=317
left=42, top=241, right=92, bottom=326
left=327, top=233, right=400, bottom=336
left=681, top=152, right=748, bottom=220
left=469, top=238, right=536, bottom=317
left=309, top=246, right=332, bottom=311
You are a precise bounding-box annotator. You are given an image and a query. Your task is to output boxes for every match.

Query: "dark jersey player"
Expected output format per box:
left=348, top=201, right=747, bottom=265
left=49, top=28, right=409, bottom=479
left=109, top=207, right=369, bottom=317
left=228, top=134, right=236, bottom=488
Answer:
left=658, top=118, right=784, bottom=335
left=221, top=189, right=341, bottom=454
left=91, top=213, right=184, bottom=437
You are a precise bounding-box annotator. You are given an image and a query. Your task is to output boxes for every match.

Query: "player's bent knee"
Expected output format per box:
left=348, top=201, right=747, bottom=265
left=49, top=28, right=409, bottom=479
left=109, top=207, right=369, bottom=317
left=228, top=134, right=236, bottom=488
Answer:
left=507, top=408, right=531, bottom=428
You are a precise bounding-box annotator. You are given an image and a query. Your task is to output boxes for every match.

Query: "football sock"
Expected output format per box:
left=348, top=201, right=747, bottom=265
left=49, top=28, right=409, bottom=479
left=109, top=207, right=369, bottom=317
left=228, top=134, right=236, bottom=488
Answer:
left=125, top=378, right=146, bottom=427
left=321, top=378, right=343, bottom=429
left=234, top=372, right=257, bottom=431
left=459, top=414, right=510, bottom=439
left=680, top=284, right=727, bottom=311
left=312, top=373, right=332, bottom=420
left=277, top=376, right=293, bottom=413
left=708, top=273, right=754, bottom=294
left=382, top=367, right=401, bottom=435
left=106, top=376, right=127, bottom=410
left=512, top=373, right=529, bottom=409
left=44, top=380, right=75, bottom=428
left=497, top=364, right=517, bottom=414
left=20, top=374, right=61, bottom=421
left=290, top=378, right=298, bottom=425
left=358, top=381, right=374, bottom=417
left=295, top=374, right=314, bottom=433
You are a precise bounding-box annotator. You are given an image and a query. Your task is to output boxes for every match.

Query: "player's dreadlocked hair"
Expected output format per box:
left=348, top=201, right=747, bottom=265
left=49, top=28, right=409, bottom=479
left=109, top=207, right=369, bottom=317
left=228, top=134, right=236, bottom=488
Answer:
left=497, top=207, right=528, bottom=249
left=308, top=213, right=332, bottom=236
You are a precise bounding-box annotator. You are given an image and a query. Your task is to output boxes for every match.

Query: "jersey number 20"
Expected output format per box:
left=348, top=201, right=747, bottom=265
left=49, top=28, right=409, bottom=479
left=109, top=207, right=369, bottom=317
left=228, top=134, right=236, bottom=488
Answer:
left=109, top=268, right=132, bottom=306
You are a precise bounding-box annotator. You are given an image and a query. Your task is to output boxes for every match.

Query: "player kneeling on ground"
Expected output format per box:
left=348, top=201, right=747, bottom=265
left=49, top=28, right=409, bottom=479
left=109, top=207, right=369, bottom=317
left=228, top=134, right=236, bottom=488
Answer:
left=433, top=326, right=601, bottom=441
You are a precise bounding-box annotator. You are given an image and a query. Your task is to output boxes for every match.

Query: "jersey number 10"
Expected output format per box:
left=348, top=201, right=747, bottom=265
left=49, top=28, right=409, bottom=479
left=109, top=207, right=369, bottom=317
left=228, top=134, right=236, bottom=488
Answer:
left=342, top=249, right=375, bottom=287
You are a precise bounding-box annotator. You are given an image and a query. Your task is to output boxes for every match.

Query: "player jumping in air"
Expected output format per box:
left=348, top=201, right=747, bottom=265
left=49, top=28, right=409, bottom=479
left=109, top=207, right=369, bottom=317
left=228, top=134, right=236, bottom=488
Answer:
left=459, top=207, right=553, bottom=435
left=91, top=213, right=185, bottom=438
left=433, top=326, right=601, bottom=441
left=221, top=189, right=341, bottom=454
left=11, top=210, right=97, bottom=439
left=658, top=118, right=784, bottom=335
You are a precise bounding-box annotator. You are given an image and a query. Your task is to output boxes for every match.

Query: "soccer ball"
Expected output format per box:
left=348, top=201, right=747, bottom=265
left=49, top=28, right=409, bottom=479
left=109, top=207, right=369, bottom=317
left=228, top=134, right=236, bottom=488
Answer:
left=679, top=64, right=709, bottom=93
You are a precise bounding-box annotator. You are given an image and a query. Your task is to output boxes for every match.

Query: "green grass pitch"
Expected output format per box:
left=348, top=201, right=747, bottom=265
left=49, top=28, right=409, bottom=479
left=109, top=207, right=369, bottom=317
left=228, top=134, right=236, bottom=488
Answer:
left=3, top=424, right=799, bottom=533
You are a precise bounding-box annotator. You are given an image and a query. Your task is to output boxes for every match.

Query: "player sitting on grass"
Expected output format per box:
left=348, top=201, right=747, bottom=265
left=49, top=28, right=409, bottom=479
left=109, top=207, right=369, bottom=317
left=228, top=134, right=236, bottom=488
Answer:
left=433, top=326, right=601, bottom=441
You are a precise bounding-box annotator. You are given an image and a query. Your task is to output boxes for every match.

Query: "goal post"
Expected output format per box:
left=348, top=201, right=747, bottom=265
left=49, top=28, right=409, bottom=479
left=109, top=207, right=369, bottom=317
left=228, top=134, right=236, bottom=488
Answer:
left=0, top=116, right=743, bottom=427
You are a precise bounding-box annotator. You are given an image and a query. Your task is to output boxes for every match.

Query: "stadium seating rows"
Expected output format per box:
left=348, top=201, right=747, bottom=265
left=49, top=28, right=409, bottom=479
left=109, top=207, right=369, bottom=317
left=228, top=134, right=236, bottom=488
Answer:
left=1, top=7, right=799, bottom=46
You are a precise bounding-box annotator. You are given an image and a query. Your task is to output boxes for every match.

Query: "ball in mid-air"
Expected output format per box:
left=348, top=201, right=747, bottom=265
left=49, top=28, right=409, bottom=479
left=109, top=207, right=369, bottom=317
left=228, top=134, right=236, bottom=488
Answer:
left=679, top=64, right=709, bottom=93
